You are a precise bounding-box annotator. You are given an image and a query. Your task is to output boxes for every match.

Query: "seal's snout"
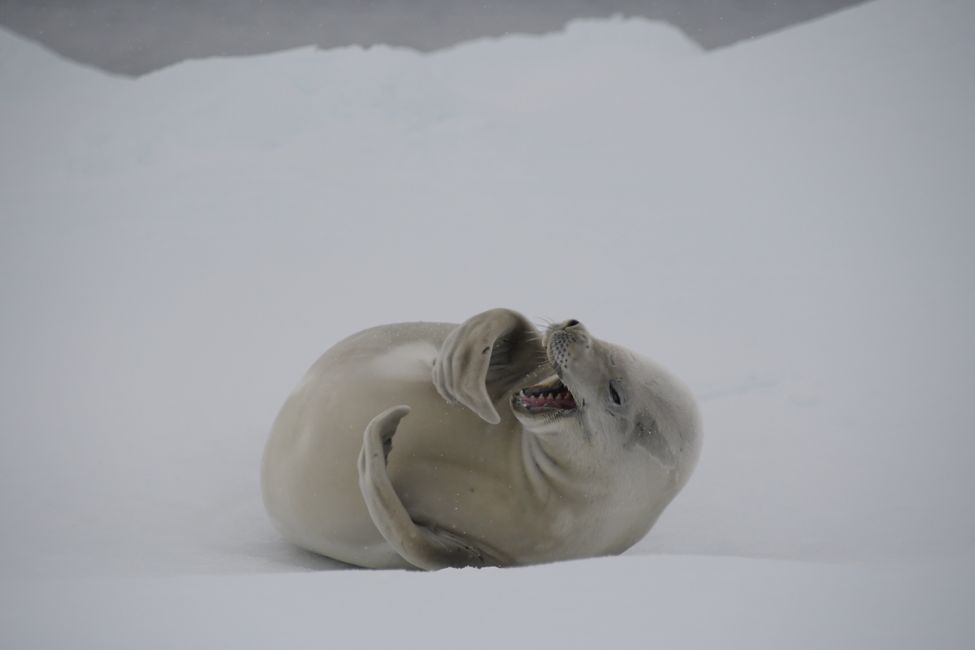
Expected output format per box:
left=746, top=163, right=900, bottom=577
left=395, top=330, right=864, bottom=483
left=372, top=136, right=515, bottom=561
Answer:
left=546, top=319, right=592, bottom=378
left=510, top=317, right=590, bottom=419
left=555, top=318, right=583, bottom=332
left=544, top=318, right=586, bottom=344
left=547, top=318, right=589, bottom=344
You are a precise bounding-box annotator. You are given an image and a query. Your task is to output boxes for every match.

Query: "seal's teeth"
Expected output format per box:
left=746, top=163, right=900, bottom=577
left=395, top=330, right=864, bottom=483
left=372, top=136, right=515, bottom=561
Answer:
left=515, top=379, right=577, bottom=413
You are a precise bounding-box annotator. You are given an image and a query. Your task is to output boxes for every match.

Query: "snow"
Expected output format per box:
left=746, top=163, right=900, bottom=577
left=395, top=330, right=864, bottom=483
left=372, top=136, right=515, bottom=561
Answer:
left=1, top=0, right=974, bottom=646
left=3, top=556, right=973, bottom=650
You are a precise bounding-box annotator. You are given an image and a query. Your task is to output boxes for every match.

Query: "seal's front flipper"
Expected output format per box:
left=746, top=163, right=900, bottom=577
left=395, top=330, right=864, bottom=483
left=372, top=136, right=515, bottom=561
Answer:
left=432, top=308, right=545, bottom=424
left=357, top=406, right=496, bottom=570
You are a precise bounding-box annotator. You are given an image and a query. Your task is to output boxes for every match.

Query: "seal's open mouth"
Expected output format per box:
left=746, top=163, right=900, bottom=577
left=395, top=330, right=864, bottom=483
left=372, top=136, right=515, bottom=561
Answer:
left=513, top=374, right=577, bottom=414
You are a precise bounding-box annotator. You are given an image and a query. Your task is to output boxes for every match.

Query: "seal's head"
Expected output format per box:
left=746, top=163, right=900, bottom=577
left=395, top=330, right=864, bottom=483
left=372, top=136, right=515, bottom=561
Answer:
left=511, top=319, right=701, bottom=483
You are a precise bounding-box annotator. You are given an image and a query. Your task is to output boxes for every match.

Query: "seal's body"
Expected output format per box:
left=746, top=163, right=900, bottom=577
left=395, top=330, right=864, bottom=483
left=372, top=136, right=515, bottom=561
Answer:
left=262, top=309, right=701, bottom=569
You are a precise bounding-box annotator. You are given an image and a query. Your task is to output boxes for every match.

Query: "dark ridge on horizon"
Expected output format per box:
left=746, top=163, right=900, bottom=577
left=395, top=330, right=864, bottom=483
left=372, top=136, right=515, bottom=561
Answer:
left=0, top=0, right=871, bottom=77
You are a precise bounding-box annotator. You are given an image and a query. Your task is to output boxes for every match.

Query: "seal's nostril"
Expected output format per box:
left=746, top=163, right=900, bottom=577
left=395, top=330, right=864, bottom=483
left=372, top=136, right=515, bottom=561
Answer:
left=566, top=319, right=580, bottom=328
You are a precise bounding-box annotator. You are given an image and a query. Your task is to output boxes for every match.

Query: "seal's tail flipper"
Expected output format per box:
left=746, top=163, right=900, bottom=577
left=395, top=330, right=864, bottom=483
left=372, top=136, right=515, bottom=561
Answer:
left=357, top=406, right=494, bottom=570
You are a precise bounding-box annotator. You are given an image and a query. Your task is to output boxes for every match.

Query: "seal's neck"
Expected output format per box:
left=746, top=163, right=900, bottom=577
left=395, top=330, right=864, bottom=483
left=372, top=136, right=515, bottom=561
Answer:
left=520, top=420, right=614, bottom=498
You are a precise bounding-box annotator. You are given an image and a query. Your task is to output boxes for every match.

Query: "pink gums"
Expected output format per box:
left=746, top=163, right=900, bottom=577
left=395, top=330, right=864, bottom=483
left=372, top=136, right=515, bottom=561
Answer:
left=520, top=391, right=576, bottom=410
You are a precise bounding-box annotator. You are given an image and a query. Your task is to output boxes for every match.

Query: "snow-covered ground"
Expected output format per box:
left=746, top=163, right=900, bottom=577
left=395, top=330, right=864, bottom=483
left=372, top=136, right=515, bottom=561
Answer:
left=2, top=0, right=974, bottom=646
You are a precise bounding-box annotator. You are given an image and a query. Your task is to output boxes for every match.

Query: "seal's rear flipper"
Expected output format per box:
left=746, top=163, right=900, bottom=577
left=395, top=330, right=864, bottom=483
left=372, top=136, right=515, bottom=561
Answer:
left=357, top=406, right=498, bottom=570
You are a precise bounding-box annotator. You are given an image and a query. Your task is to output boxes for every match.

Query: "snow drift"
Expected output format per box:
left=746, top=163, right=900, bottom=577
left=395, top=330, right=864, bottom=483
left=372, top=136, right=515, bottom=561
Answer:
left=1, top=0, right=973, bottom=647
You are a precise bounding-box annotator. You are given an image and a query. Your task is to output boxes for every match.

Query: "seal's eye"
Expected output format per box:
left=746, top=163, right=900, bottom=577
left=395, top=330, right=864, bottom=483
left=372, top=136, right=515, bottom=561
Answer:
left=609, top=382, right=622, bottom=406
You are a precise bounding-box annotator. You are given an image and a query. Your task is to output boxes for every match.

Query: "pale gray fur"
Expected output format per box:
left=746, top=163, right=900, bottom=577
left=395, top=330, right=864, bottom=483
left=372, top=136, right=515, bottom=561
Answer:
left=262, top=308, right=701, bottom=569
